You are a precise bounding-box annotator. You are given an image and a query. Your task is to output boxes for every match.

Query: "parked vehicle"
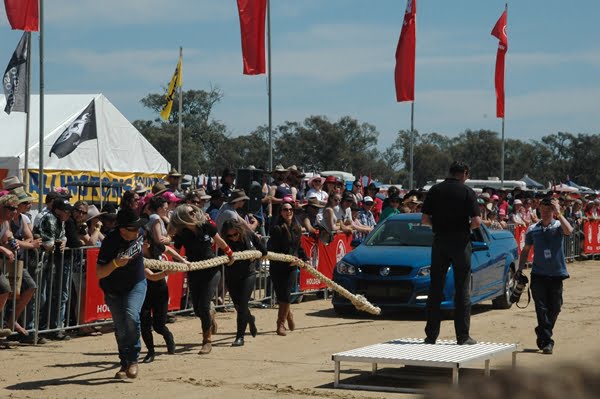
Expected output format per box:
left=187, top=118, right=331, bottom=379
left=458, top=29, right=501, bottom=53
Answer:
left=332, top=213, right=518, bottom=315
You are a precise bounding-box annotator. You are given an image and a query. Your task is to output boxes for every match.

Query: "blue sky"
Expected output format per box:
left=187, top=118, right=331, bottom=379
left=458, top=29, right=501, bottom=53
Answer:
left=1, top=0, right=599, bottom=150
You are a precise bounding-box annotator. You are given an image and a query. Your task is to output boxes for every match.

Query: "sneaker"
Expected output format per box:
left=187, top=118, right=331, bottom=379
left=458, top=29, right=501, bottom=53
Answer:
left=457, top=337, right=477, bottom=345
left=50, top=331, right=71, bottom=341
left=542, top=343, right=553, bottom=355
left=20, top=335, right=47, bottom=345
left=423, top=337, right=436, bottom=345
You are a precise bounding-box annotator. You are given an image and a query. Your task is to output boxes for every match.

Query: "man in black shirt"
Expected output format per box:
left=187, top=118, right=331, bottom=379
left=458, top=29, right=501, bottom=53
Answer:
left=421, top=161, right=481, bottom=345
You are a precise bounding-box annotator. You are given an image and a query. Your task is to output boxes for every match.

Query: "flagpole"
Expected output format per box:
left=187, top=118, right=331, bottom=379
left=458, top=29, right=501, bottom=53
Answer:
left=178, top=46, right=183, bottom=173
left=23, top=32, right=32, bottom=192
left=409, top=101, right=415, bottom=190
left=38, top=0, right=45, bottom=211
left=501, top=2, right=507, bottom=188
left=267, top=0, right=273, bottom=173
left=96, top=96, right=103, bottom=208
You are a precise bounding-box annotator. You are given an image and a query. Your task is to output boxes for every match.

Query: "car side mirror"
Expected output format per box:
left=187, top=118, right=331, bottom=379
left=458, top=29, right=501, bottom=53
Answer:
left=471, top=241, right=489, bottom=252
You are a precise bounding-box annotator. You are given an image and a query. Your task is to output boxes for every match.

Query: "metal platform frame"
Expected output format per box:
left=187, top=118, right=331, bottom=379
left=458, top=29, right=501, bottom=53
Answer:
left=332, top=338, right=520, bottom=393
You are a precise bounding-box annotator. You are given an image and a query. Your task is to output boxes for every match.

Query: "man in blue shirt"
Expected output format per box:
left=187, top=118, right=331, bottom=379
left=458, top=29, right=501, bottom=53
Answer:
left=519, top=197, right=573, bottom=355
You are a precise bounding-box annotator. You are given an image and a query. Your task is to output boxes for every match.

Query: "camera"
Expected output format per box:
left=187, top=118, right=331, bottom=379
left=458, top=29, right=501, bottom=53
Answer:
left=509, top=271, right=529, bottom=304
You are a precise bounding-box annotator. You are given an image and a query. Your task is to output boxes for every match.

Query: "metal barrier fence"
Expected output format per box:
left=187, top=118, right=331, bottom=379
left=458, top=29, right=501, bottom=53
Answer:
left=503, top=222, right=583, bottom=261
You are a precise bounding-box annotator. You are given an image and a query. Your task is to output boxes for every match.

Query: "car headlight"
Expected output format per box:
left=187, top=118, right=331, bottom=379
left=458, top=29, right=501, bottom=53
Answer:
left=417, top=265, right=431, bottom=277
left=336, top=260, right=356, bottom=275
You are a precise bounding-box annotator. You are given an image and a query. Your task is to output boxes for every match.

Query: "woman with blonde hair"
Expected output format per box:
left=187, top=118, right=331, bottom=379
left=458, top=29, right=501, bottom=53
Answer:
left=168, top=204, right=233, bottom=354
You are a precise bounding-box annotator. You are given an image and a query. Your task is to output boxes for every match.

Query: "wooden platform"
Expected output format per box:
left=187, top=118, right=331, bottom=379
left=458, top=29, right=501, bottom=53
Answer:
left=332, top=338, right=519, bottom=393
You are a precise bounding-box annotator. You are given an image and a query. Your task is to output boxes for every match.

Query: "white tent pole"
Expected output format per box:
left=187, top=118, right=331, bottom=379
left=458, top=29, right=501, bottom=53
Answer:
left=96, top=96, right=103, bottom=208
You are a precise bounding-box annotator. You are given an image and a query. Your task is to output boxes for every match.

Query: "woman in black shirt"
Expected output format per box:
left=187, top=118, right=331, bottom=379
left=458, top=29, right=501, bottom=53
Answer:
left=221, top=219, right=267, bottom=346
left=267, top=201, right=306, bottom=336
left=168, top=204, right=233, bottom=354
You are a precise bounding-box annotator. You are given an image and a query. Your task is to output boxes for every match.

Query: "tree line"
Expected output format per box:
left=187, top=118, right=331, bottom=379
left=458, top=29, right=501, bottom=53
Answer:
left=134, top=87, right=600, bottom=189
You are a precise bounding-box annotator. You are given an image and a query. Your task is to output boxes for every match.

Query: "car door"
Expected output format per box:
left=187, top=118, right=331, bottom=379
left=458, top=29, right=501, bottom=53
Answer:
left=470, top=227, right=493, bottom=300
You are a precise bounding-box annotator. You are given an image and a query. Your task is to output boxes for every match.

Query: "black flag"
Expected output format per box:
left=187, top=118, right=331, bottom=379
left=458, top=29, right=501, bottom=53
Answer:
left=49, top=100, right=97, bottom=158
left=3, top=32, right=30, bottom=114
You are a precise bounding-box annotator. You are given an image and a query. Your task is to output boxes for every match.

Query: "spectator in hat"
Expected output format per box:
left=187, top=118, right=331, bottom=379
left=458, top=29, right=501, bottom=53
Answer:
left=357, top=196, right=376, bottom=238
left=166, top=168, right=183, bottom=195
left=379, top=193, right=402, bottom=222
left=185, top=189, right=211, bottom=210
left=301, top=198, right=324, bottom=236
left=336, top=193, right=354, bottom=227
left=267, top=164, right=292, bottom=223
left=96, top=208, right=147, bottom=379
left=0, top=194, right=22, bottom=339
left=215, top=189, right=257, bottom=233
left=305, top=175, right=328, bottom=204
left=510, top=199, right=527, bottom=227
left=206, top=189, right=226, bottom=222
left=365, top=182, right=383, bottom=222
left=162, top=191, right=182, bottom=220
left=2, top=175, right=25, bottom=191
left=323, top=175, right=343, bottom=196
left=85, top=205, right=105, bottom=246
left=287, top=165, right=305, bottom=201
left=33, top=197, right=72, bottom=341
left=351, top=203, right=372, bottom=243
left=4, top=190, right=41, bottom=338
left=220, top=168, right=236, bottom=198
left=134, top=183, right=148, bottom=199
left=151, top=182, right=168, bottom=196
left=403, top=195, right=423, bottom=214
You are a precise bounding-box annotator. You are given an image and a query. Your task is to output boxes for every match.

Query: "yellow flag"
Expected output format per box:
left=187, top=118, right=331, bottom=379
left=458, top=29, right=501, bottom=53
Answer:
left=160, top=56, right=182, bottom=121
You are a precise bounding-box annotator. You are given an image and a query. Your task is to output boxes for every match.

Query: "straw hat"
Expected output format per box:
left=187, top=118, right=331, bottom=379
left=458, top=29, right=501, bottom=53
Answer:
left=11, top=187, right=34, bottom=203
left=134, top=182, right=148, bottom=194
left=287, top=165, right=305, bottom=177
left=193, top=188, right=212, bottom=200
left=270, top=164, right=287, bottom=174
left=151, top=182, right=168, bottom=196
left=2, top=176, right=24, bottom=190
left=227, top=189, right=250, bottom=203
left=167, top=168, right=182, bottom=178
left=85, top=205, right=106, bottom=222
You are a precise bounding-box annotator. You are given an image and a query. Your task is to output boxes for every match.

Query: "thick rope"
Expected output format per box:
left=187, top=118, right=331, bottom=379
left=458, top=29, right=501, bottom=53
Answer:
left=143, top=250, right=381, bottom=315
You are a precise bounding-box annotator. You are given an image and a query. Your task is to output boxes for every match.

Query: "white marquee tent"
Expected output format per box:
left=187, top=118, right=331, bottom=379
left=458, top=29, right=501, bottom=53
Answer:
left=0, top=94, right=170, bottom=176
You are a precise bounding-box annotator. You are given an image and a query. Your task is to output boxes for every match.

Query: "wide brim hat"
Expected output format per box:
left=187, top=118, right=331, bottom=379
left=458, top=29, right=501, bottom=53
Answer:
left=194, top=188, right=212, bottom=200
left=269, top=164, right=288, bottom=174
left=306, top=198, right=325, bottom=208
left=86, top=204, right=106, bottom=222
left=152, top=182, right=168, bottom=196
left=403, top=195, right=421, bottom=205
left=116, top=208, right=145, bottom=228
left=308, top=175, right=325, bottom=186
left=209, top=189, right=226, bottom=199
left=287, top=165, right=305, bottom=177
left=11, top=187, right=34, bottom=203
left=2, top=176, right=25, bottom=190
left=228, top=189, right=250, bottom=203
left=167, top=168, right=182, bottom=178
left=134, top=182, right=148, bottom=194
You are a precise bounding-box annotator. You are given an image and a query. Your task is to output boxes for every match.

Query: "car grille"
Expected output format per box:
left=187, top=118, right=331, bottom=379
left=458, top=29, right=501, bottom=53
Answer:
left=358, top=265, right=412, bottom=276
left=356, top=280, right=414, bottom=303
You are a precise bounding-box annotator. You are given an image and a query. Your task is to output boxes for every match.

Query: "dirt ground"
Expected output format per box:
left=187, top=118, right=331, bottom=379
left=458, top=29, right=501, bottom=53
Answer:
left=2, top=260, right=600, bottom=399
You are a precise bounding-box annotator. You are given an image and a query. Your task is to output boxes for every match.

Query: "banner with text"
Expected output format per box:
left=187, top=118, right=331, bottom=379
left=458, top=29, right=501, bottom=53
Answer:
left=299, top=233, right=353, bottom=291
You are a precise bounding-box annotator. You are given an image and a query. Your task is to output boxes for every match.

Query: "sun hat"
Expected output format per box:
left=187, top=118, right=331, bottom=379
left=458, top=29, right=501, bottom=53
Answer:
left=513, top=199, right=523, bottom=205
left=11, top=187, right=34, bottom=204
left=491, top=194, right=500, bottom=201
left=167, top=168, right=182, bottom=178
left=151, top=182, right=168, bottom=196
left=85, top=205, right=105, bottom=222
left=134, top=183, right=148, bottom=194
left=2, top=176, right=25, bottom=190
left=162, top=191, right=182, bottom=203
left=227, top=189, right=250, bottom=203
left=307, top=198, right=325, bottom=208
left=308, top=174, right=325, bottom=186
left=193, top=188, right=212, bottom=200
left=271, top=164, right=287, bottom=174
left=287, top=165, right=305, bottom=177
left=363, top=196, right=374, bottom=204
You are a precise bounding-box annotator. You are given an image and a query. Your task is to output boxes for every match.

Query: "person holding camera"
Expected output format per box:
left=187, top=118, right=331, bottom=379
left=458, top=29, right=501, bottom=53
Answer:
left=518, top=197, right=573, bottom=355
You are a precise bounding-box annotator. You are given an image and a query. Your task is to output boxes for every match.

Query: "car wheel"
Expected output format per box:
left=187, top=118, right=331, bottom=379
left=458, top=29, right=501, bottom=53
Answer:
left=492, top=266, right=514, bottom=309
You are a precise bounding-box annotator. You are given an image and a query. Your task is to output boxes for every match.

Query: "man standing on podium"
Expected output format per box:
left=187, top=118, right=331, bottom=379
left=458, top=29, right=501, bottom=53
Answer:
left=421, top=161, right=481, bottom=345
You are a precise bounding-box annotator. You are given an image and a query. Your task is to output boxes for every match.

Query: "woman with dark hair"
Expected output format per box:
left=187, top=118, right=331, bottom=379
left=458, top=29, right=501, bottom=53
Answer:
left=139, top=195, right=184, bottom=363
left=220, top=168, right=236, bottom=198
left=221, top=219, right=267, bottom=346
left=120, top=190, right=141, bottom=215
left=168, top=204, right=233, bottom=354
left=267, top=201, right=306, bottom=336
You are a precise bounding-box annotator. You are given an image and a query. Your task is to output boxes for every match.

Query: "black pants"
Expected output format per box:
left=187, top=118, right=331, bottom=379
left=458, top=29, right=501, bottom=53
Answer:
left=270, top=262, right=297, bottom=304
left=188, top=268, right=221, bottom=332
left=531, top=274, right=563, bottom=347
left=225, top=270, right=256, bottom=339
left=425, top=234, right=472, bottom=341
left=140, top=279, right=171, bottom=353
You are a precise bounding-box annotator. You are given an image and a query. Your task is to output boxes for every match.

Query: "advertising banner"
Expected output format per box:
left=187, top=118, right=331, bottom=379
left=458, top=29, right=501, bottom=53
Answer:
left=299, top=233, right=353, bottom=291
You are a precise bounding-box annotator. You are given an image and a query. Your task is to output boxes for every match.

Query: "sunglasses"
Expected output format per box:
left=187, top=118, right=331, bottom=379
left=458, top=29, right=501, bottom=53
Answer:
left=124, top=227, right=139, bottom=232
left=74, top=209, right=87, bottom=214
left=282, top=208, right=294, bottom=212
left=226, top=232, right=240, bottom=239
left=4, top=206, right=18, bottom=211
left=332, top=198, right=341, bottom=202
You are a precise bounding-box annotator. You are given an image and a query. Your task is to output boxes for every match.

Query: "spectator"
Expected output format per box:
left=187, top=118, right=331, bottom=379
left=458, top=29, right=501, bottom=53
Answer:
left=335, top=193, right=354, bottom=228
left=34, top=197, right=72, bottom=341
left=365, top=183, right=383, bottom=222
left=349, top=180, right=364, bottom=205
left=219, top=168, right=236, bottom=199
left=379, top=193, right=402, bottom=222
left=300, top=198, right=324, bottom=237
left=403, top=195, right=422, bottom=213
left=0, top=194, right=22, bottom=338
left=267, top=202, right=307, bottom=336
left=221, top=219, right=267, bottom=346
left=185, top=188, right=211, bottom=210
left=351, top=203, right=373, bottom=243
left=323, top=175, right=343, bottom=196
left=165, top=168, right=183, bottom=195
left=216, top=190, right=258, bottom=233
left=134, top=183, right=149, bottom=201
left=268, top=164, right=292, bottom=222
left=100, top=204, right=118, bottom=234
left=305, top=175, right=328, bottom=204
left=206, top=189, right=226, bottom=222
left=162, top=191, right=182, bottom=220
left=120, top=190, right=141, bottom=215
left=85, top=205, right=105, bottom=246
left=33, top=191, right=63, bottom=229
left=286, top=165, right=304, bottom=201
left=357, top=196, right=377, bottom=241
left=509, top=199, right=527, bottom=227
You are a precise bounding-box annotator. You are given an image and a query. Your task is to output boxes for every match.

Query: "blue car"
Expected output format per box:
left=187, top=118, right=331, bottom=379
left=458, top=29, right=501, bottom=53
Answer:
left=332, top=213, right=518, bottom=315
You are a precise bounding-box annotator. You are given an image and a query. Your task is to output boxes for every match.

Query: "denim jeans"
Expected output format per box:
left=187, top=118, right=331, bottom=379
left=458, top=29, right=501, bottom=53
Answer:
left=104, top=279, right=147, bottom=367
left=531, top=274, right=563, bottom=347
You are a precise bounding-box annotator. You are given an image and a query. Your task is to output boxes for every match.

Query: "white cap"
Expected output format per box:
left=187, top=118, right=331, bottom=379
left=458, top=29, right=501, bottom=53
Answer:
left=513, top=199, right=523, bottom=205
left=363, top=196, right=374, bottom=203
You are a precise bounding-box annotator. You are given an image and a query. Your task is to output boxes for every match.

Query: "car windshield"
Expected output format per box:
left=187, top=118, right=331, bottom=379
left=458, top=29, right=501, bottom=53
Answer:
left=364, top=220, right=433, bottom=247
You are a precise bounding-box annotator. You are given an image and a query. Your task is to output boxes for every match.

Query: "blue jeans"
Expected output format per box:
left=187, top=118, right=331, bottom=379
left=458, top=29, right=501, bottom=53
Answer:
left=104, top=279, right=147, bottom=367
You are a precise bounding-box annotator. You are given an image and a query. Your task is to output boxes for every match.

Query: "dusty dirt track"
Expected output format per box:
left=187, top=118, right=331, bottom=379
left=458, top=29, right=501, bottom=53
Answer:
left=2, top=260, right=600, bottom=399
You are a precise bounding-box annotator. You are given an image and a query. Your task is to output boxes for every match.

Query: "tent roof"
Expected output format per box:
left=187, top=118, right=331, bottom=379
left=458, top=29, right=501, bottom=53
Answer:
left=0, top=94, right=170, bottom=174
left=519, top=174, right=545, bottom=189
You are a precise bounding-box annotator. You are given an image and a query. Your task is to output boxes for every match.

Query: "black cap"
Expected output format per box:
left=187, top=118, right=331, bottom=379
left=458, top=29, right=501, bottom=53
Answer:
left=540, top=197, right=554, bottom=206
left=52, top=198, right=73, bottom=212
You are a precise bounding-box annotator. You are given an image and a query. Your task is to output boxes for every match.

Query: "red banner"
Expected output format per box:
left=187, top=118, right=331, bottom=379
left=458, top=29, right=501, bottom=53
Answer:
left=583, top=220, right=600, bottom=255
left=491, top=9, right=508, bottom=118
left=394, top=0, right=416, bottom=102
left=83, top=247, right=184, bottom=323
left=513, top=225, right=533, bottom=262
left=4, top=0, right=39, bottom=31
left=236, top=0, right=267, bottom=75
left=299, top=233, right=353, bottom=291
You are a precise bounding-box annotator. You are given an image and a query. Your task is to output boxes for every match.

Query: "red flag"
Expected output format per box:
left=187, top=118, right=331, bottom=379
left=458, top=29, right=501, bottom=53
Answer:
left=491, top=10, right=508, bottom=118
left=394, top=0, right=416, bottom=102
left=4, top=0, right=38, bottom=31
left=236, top=0, right=267, bottom=75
